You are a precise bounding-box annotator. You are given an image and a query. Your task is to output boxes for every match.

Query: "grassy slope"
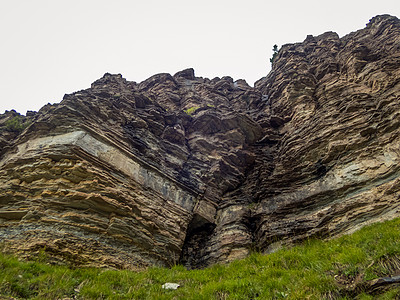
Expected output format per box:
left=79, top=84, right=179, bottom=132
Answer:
left=1, top=218, right=400, bottom=299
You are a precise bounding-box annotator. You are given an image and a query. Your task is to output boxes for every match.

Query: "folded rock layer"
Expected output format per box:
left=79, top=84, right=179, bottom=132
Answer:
left=1, top=14, right=400, bottom=269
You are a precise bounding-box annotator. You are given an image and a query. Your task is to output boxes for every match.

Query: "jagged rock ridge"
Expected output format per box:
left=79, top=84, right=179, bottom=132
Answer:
left=0, top=14, right=400, bottom=269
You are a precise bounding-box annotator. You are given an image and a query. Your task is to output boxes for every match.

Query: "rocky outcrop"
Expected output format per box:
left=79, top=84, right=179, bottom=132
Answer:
left=1, top=14, right=400, bottom=269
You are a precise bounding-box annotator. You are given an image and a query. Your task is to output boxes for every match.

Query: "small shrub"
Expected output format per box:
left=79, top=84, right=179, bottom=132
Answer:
left=270, top=44, right=279, bottom=64
left=1, top=116, right=30, bottom=133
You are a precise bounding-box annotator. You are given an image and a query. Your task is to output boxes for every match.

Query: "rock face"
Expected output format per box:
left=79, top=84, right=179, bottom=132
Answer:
left=1, top=14, right=400, bottom=269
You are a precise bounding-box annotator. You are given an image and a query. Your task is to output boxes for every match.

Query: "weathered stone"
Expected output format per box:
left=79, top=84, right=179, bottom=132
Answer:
left=0, top=14, right=400, bottom=269
left=162, top=283, right=180, bottom=290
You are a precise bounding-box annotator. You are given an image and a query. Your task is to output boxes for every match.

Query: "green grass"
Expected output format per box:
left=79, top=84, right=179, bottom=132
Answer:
left=184, top=106, right=200, bottom=116
left=2, top=218, right=400, bottom=299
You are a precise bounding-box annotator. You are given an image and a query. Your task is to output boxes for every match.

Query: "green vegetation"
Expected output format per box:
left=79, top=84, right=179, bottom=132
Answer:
left=270, top=44, right=279, bottom=64
left=2, top=218, right=400, bottom=299
left=0, top=116, right=31, bottom=133
left=184, top=106, right=200, bottom=116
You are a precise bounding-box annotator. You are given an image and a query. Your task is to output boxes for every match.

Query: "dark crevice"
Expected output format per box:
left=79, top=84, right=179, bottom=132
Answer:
left=179, top=214, right=216, bottom=269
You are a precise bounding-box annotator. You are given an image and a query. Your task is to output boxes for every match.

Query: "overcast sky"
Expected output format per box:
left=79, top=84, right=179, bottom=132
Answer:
left=0, top=0, right=399, bottom=114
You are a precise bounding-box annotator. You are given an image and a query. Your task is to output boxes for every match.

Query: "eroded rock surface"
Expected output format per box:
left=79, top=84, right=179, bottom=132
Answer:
left=1, top=14, right=400, bottom=269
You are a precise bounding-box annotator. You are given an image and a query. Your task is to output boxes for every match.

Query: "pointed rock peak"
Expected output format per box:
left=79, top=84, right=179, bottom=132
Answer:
left=316, top=31, right=340, bottom=41
left=174, top=68, right=195, bottom=80
left=234, top=79, right=250, bottom=87
left=100, top=73, right=125, bottom=81
left=367, top=14, right=400, bottom=28
left=91, top=73, right=126, bottom=88
left=138, top=73, right=177, bottom=91
left=304, top=31, right=339, bottom=44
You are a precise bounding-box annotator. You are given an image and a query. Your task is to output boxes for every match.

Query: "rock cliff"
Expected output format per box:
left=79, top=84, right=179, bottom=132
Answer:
left=1, top=14, right=400, bottom=269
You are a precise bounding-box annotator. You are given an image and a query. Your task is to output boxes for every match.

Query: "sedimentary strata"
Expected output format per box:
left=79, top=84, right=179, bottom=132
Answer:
left=0, top=14, right=400, bottom=269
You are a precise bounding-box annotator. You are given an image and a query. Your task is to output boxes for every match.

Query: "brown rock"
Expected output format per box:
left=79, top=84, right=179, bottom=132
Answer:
left=1, top=14, right=400, bottom=269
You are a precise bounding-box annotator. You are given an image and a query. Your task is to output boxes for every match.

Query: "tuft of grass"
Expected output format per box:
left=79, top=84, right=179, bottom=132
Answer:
left=2, top=218, right=400, bottom=299
left=184, top=106, right=200, bottom=116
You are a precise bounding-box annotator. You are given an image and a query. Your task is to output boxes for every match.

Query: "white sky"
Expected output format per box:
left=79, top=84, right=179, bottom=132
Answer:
left=0, top=0, right=399, bottom=114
